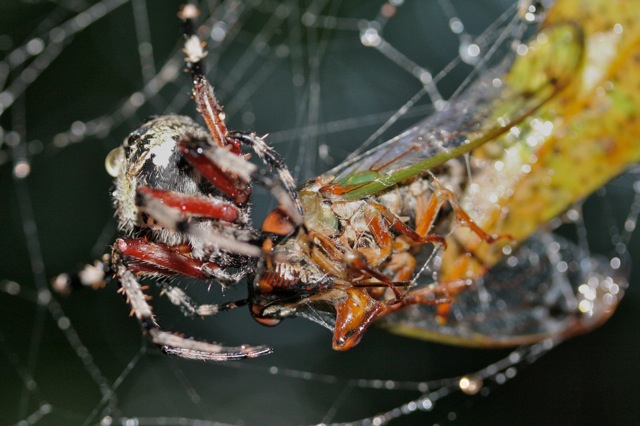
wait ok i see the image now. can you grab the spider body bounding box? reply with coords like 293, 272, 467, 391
102, 110, 278, 359
107, 115, 255, 267
68, 5, 307, 361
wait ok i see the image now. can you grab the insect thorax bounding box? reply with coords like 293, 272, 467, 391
258, 158, 467, 297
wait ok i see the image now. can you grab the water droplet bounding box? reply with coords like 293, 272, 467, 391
14, 161, 31, 179
449, 18, 464, 34
26, 38, 45, 56
361, 26, 381, 47
459, 375, 483, 395
211, 21, 228, 42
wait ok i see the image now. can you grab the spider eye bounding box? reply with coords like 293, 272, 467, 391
105, 146, 125, 177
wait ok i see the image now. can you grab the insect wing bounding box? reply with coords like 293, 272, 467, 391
380, 232, 626, 347
331, 24, 583, 201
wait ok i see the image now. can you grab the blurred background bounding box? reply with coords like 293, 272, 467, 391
1, 0, 639, 424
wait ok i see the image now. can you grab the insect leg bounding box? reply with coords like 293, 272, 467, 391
368, 201, 446, 246
428, 176, 510, 244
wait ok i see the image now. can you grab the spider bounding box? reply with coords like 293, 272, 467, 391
54, 5, 302, 361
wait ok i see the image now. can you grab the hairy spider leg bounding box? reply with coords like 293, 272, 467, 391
231, 131, 302, 216
115, 238, 222, 279
113, 259, 271, 361
178, 134, 253, 205
175, 131, 303, 231
134, 183, 261, 260
157, 279, 249, 317
179, 7, 303, 228
113, 238, 250, 319
137, 186, 241, 222
179, 4, 240, 154
50, 255, 112, 295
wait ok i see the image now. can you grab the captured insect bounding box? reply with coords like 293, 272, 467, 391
254, 0, 640, 350
53, 0, 639, 361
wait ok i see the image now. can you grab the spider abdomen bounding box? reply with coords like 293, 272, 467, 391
108, 115, 216, 235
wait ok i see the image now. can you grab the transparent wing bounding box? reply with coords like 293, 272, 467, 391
381, 232, 627, 346
330, 23, 583, 201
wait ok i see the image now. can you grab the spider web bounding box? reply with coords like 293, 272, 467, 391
1, 1, 639, 425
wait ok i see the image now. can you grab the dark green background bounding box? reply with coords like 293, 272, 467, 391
1, 1, 639, 425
